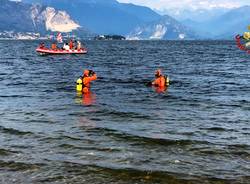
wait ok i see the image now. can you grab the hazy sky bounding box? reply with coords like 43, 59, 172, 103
117, 0, 250, 10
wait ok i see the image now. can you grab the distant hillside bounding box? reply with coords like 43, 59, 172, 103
0, 0, 92, 38
162, 8, 230, 22
23, 0, 161, 35
209, 6, 250, 38
0, 0, 35, 32
128, 15, 197, 40
182, 6, 250, 39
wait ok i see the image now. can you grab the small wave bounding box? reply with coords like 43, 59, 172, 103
85, 126, 209, 146
36, 161, 241, 184
0, 95, 32, 98
0, 126, 34, 136
6, 82, 29, 86
20, 57, 31, 61
0, 160, 44, 171
0, 148, 19, 156
202, 127, 235, 132
227, 144, 250, 150
58, 143, 120, 152
79, 108, 152, 120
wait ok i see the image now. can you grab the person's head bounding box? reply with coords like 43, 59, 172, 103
155, 69, 162, 78
66, 43, 68, 45
83, 69, 89, 77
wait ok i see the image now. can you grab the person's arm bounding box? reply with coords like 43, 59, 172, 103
89, 73, 97, 81
88, 70, 97, 81
152, 78, 160, 86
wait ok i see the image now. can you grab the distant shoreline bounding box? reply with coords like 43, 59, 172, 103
0, 38, 235, 41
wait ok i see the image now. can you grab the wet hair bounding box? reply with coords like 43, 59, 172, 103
155, 73, 161, 78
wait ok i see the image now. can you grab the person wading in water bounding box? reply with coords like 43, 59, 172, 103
150, 69, 169, 93
81, 69, 97, 93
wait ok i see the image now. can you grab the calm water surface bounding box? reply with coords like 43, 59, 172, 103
0, 40, 249, 183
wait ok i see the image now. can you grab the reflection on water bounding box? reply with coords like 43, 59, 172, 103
153, 86, 168, 93
75, 91, 96, 106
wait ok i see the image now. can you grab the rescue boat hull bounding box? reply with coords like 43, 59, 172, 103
36, 48, 87, 55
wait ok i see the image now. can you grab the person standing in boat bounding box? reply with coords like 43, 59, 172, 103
39, 42, 45, 49
51, 42, 57, 50
77, 41, 82, 50
63, 43, 70, 51
69, 39, 74, 50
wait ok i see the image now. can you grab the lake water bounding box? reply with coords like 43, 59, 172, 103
0, 40, 249, 183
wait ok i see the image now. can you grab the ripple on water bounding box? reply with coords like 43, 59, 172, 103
0, 40, 249, 183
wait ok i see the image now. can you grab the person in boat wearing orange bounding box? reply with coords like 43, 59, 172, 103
39, 42, 45, 49
69, 39, 74, 50
81, 69, 97, 93
51, 42, 57, 50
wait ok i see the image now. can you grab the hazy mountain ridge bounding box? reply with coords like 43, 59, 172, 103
159, 8, 230, 22
181, 6, 250, 39
128, 15, 197, 40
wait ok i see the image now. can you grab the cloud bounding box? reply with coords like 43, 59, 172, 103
117, 0, 250, 10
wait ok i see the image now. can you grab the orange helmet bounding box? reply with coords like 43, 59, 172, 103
83, 69, 89, 76
155, 69, 161, 77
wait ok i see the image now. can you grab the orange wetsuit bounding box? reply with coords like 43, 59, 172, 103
82, 92, 96, 106
152, 75, 166, 87
82, 73, 97, 93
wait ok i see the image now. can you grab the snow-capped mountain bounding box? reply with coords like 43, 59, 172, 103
127, 15, 197, 40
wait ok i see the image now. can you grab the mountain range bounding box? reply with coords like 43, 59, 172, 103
23, 0, 161, 35
159, 8, 230, 22
181, 6, 250, 39
0, 0, 248, 40
127, 15, 196, 40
